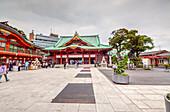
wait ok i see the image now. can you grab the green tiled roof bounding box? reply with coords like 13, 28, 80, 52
45, 33, 112, 50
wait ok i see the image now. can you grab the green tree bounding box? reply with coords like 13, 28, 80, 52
125, 30, 154, 59
112, 55, 118, 64
109, 28, 128, 62
10, 26, 28, 40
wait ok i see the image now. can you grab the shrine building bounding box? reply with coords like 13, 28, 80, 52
0, 21, 43, 65
45, 32, 112, 64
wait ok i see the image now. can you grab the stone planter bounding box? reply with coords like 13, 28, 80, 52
165, 95, 170, 112
112, 75, 129, 84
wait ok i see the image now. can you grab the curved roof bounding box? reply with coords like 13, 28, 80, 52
45, 32, 112, 50
0, 22, 42, 48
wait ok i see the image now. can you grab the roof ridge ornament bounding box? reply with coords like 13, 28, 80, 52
74, 31, 78, 36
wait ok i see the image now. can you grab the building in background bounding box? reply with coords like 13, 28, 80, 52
30, 32, 59, 47
44, 32, 112, 64
139, 50, 170, 67
0, 21, 44, 65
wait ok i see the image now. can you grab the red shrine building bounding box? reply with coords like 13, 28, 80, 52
0, 21, 43, 65
45, 32, 112, 64
139, 50, 170, 67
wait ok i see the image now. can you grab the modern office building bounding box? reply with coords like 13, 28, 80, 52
30, 32, 59, 47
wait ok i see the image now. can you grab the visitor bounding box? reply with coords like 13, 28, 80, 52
43, 62, 45, 68
64, 62, 66, 69
45, 62, 48, 69
66, 62, 69, 69
13, 61, 16, 66
18, 62, 21, 71
75, 61, 78, 69
113, 62, 117, 73
9, 62, 12, 71
25, 61, 29, 70
0, 62, 10, 83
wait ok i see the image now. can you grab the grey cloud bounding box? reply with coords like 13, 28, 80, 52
0, 0, 170, 50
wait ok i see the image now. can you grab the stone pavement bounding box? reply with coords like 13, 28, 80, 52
0, 67, 169, 112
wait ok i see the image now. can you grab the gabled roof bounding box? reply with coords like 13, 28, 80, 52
45, 32, 112, 50
140, 50, 167, 56
0, 22, 42, 49
156, 52, 170, 57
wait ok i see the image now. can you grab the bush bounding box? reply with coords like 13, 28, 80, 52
167, 93, 170, 100
150, 64, 155, 67
163, 64, 170, 69
130, 61, 133, 64
119, 73, 128, 76
112, 55, 118, 64
144, 68, 151, 70
138, 63, 142, 67
115, 60, 127, 74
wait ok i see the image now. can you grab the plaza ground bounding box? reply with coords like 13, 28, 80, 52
0, 67, 170, 112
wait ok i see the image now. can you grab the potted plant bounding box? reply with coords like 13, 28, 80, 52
165, 93, 170, 112
113, 61, 129, 84
144, 68, 151, 70
163, 64, 170, 72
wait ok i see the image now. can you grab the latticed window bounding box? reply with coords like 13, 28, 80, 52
0, 42, 6, 50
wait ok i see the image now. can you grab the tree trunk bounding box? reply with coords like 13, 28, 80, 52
116, 50, 121, 64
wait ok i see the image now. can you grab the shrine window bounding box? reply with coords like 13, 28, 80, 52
0, 42, 6, 50
18, 46, 24, 53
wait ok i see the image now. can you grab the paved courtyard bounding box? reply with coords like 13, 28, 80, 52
99, 68, 170, 85
0, 67, 169, 112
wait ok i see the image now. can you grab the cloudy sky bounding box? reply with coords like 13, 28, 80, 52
1, 0, 170, 51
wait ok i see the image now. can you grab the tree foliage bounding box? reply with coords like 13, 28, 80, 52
125, 30, 154, 59
109, 28, 128, 62
10, 26, 28, 40
109, 28, 154, 62
112, 55, 118, 64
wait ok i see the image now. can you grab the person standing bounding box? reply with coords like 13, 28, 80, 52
64, 62, 66, 69
18, 62, 21, 71
66, 62, 69, 69
25, 61, 29, 70
113, 62, 117, 73
0, 62, 10, 83
9, 62, 12, 71
45, 62, 48, 69
75, 61, 77, 69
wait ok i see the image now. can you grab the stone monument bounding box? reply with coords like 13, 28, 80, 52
101, 56, 107, 68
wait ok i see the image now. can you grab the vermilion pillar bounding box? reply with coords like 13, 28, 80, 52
95, 53, 97, 62
89, 54, 91, 64
60, 54, 62, 64
54, 53, 56, 62
67, 53, 69, 63
82, 51, 84, 64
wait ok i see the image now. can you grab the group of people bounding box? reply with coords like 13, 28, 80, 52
64, 60, 80, 69
69, 60, 82, 65
9, 61, 29, 71
0, 62, 10, 83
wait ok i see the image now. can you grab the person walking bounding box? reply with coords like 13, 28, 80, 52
113, 62, 117, 73
0, 62, 10, 83
25, 61, 29, 70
